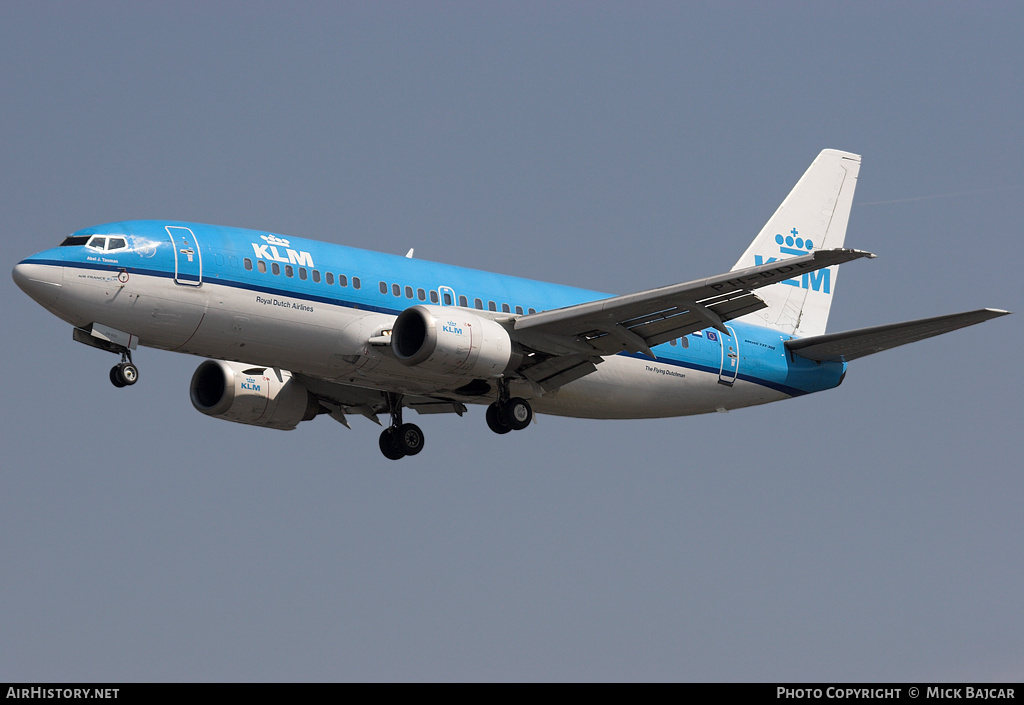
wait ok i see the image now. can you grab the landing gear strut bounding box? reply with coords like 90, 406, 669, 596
378, 392, 424, 460
109, 350, 139, 388
486, 378, 533, 434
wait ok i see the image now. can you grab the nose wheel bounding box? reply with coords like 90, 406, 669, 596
109, 361, 139, 387
109, 350, 139, 388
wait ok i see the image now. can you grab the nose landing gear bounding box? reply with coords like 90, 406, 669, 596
71, 325, 141, 389
109, 350, 139, 388
109, 358, 139, 388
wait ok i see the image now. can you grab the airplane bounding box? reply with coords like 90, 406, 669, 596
12, 149, 1010, 460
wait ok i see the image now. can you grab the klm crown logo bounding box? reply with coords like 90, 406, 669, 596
754, 227, 830, 294
776, 228, 813, 256
252, 234, 314, 268
261, 234, 291, 247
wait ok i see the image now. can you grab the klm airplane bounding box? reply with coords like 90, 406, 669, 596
12, 150, 1009, 459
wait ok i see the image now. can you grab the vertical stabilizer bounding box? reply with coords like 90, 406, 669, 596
731, 149, 860, 337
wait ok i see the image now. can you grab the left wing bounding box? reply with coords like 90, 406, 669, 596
511, 248, 873, 389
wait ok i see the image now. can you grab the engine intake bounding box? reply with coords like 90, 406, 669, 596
391, 305, 518, 378
189, 360, 320, 430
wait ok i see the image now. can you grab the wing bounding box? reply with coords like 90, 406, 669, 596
294, 374, 468, 428
784, 308, 1010, 362
512, 248, 874, 390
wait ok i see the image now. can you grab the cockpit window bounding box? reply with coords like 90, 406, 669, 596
75, 235, 128, 251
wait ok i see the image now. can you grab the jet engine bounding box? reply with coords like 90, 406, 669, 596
391, 305, 519, 378
189, 360, 320, 430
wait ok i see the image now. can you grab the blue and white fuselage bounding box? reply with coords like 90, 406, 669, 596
13, 150, 1008, 458
15, 220, 844, 416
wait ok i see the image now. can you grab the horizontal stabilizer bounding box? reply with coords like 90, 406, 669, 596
785, 309, 1010, 362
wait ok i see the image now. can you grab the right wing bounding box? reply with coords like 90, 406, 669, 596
512, 248, 874, 390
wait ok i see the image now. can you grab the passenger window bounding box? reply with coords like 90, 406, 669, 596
299, 268, 307, 281
528, 308, 536, 314
501, 303, 510, 313
379, 281, 387, 294
285, 265, 294, 278
257, 260, 267, 273
338, 274, 347, 287
325, 272, 334, 285
515, 305, 523, 315
405, 286, 413, 299
353, 277, 361, 289
392, 283, 401, 297
271, 263, 280, 275
459, 295, 468, 307
244, 258, 253, 271
107, 237, 127, 250
312, 270, 320, 283
680, 337, 689, 348
488, 301, 496, 312
670, 339, 677, 346
430, 290, 439, 304
474, 298, 483, 310
417, 288, 425, 301
443, 292, 453, 306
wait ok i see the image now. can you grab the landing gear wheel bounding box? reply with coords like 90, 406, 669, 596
397, 423, 424, 456
109, 362, 138, 388
486, 402, 512, 435
379, 428, 405, 460
378, 392, 426, 460
502, 397, 532, 431
118, 362, 139, 386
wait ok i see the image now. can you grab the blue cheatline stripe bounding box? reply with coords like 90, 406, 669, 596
19, 257, 65, 267
32, 258, 402, 316
619, 352, 806, 398
44, 258, 808, 398
209, 273, 401, 316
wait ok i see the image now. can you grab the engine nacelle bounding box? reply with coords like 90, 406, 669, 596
391, 305, 518, 378
189, 360, 320, 430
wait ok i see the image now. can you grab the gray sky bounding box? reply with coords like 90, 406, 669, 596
2, 1, 1021, 682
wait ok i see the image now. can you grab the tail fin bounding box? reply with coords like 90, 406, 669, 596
731, 149, 861, 337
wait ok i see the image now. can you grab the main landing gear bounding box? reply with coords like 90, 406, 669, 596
485, 380, 533, 435
378, 393, 424, 461
109, 351, 139, 388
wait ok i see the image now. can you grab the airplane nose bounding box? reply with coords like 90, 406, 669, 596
12, 260, 64, 308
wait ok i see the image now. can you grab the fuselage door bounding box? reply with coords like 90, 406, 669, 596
438, 286, 456, 306
167, 225, 202, 286
717, 325, 740, 386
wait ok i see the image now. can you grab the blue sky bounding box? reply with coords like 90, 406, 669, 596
2, 2, 1021, 681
